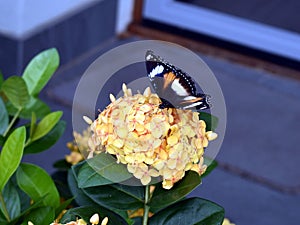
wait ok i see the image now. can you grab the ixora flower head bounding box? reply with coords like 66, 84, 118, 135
28, 213, 108, 225
87, 84, 217, 189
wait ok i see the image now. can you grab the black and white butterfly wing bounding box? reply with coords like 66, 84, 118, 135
145, 50, 211, 110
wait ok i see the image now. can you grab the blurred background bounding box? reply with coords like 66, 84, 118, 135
1, 0, 299, 224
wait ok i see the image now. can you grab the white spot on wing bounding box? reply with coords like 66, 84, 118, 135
183, 96, 196, 100
182, 102, 202, 109
149, 65, 164, 78
171, 79, 189, 96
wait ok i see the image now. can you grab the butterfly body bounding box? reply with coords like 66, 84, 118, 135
145, 50, 211, 110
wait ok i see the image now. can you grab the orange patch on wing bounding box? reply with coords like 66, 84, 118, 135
163, 72, 176, 90
182, 97, 203, 103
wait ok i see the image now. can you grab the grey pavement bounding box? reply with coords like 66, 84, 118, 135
25, 37, 300, 224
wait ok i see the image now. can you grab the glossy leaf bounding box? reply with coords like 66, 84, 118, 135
202, 157, 218, 178
52, 171, 72, 200
149, 171, 201, 212
199, 112, 219, 131
1, 180, 21, 220
149, 197, 224, 225
77, 161, 113, 188
55, 198, 74, 219
68, 168, 98, 207
0, 135, 4, 147
83, 183, 144, 211
21, 97, 50, 119
22, 206, 55, 225
8, 197, 45, 225
17, 187, 31, 212
131, 217, 142, 225
0, 210, 6, 224
0, 126, 25, 191
70, 164, 136, 222
70, 164, 142, 220
87, 153, 133, 183
24, 120, 66, 154
31, 111, 62, 141
6, 97, 50, 119
0, 97, 8, 135
1, 76, 29, 109
60, 206, 128, 225
16, 163, 60, 208
23, 48, 59, 97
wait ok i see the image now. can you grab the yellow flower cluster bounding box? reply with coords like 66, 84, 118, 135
89, 84, 217, 189
28, 213, 107, 225
65, 128, 92, 165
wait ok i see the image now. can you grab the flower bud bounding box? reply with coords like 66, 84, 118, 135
90, 213, 99, 225
109, 93, 116, 102
83, 116, 93, 125
206, 131, 218, 141
101, 217, 108, 225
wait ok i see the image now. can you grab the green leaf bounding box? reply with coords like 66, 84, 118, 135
0, 135, 4, 147
31, 111, 62, 141
202, 157, 218, 178
1, 76, 29, 109
55, 198, 74, 219
22, 206, 55, 225
6, 97, 50, 119
17, 187, 31, 212
22, 48, 59, 97
71, 167, 139, 220
68, 168, 98, 207
149, 171, 201, 212
60, 206, 128, 225
24, 120, 66, 154
8, 196, 45, 225
0, 210, 6, 224
1, 180, 21, 220
87, 153, 133, 183
16, 163, 60, 208
77, 161, 113, 188
83, 183, 144, 211
149, 197, 224, 225
199, 112, 219, 131
52, 171, 73, 200
21, 97, 50, 119
0, 97, 8, 135
0, 126, 25, 191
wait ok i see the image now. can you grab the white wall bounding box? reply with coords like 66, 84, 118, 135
0, 0, 134, 38
0, 0, 101, 39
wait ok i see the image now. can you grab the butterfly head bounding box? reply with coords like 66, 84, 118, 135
145, 50, 155, 61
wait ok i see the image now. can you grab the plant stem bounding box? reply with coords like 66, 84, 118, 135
3, 108, 22, 137
0, 192, 10, 222
25, 138, 31, 147
142, 185, 151, 225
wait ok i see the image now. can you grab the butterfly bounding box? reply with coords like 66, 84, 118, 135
145, 50, 211, 110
